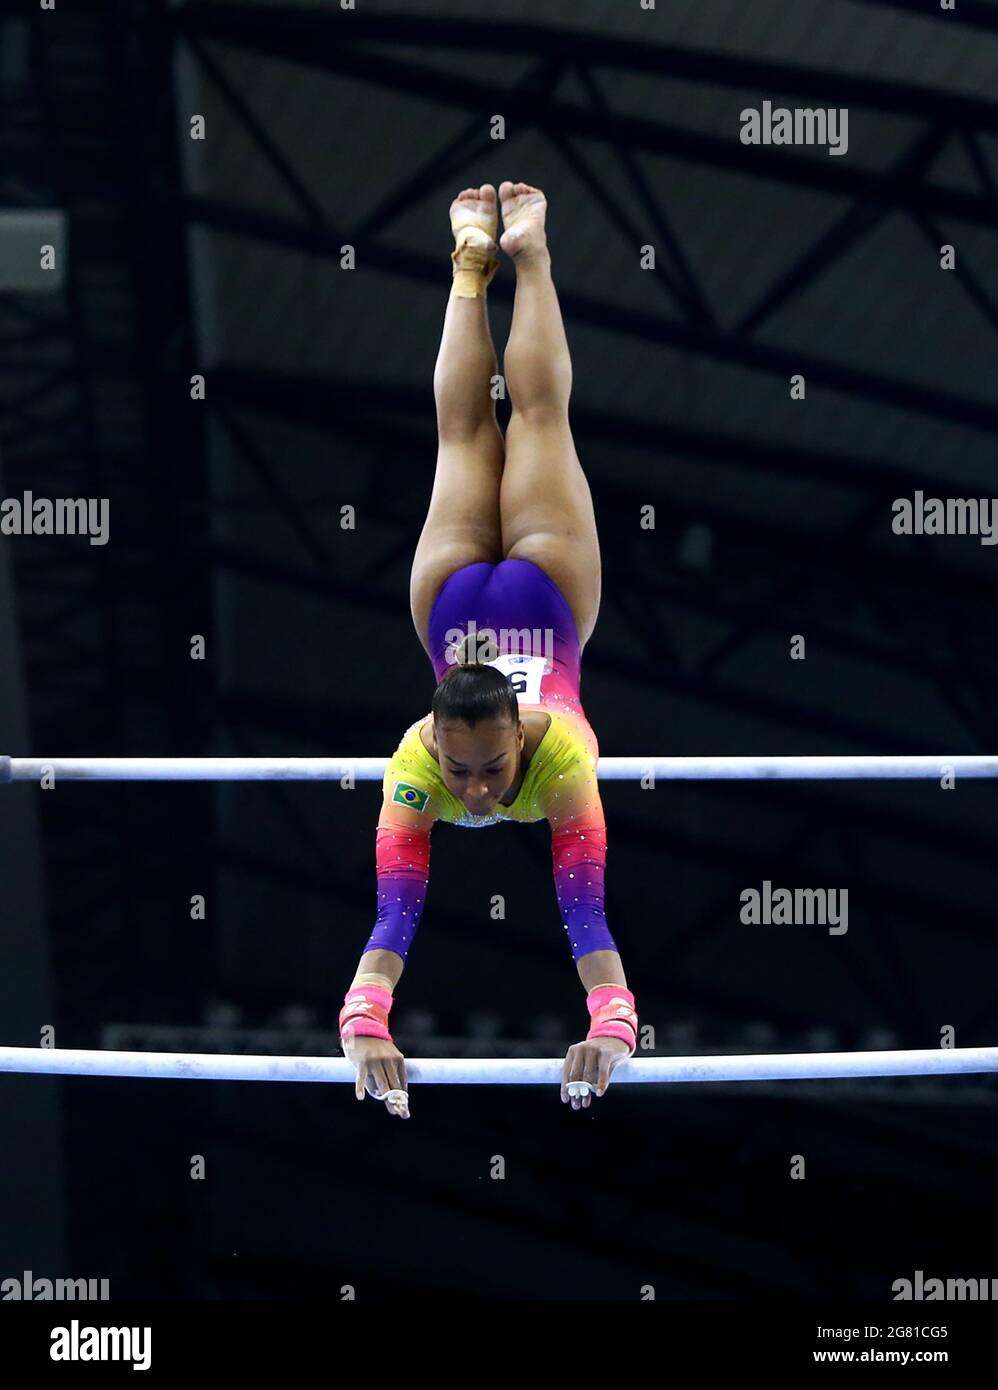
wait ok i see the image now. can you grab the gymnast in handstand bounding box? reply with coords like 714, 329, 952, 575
339, 182, 638, 1118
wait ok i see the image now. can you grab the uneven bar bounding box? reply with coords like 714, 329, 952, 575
0, 1046, 996, 1084
2, 754, 998, 782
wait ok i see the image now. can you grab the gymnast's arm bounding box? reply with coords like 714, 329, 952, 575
548, 785, 627, 986
339, 794, 435, 1118
547, 773, 636, 1105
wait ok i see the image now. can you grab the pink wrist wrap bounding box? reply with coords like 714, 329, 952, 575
586, 985, 638, 1054
339, 984, 394, 1044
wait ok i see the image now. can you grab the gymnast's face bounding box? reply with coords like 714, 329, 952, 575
433, 717, 524, 814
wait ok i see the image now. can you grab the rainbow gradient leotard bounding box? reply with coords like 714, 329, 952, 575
363, 559, 617, 964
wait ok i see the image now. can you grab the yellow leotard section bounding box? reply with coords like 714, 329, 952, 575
382, 707, 597, 829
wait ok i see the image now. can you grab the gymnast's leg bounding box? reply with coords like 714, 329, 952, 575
497, 180, 602, 651
409, 184, 506, 661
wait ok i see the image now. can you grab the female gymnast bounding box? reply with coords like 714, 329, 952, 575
339, 181, 638, 1118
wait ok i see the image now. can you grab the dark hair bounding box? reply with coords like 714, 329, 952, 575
432, 632, 520, 729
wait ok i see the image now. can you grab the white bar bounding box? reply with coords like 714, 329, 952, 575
0, 1047, 995, 1084
595, 755, 998, 781
3, 755, 997, 782
0, 757, 389, 782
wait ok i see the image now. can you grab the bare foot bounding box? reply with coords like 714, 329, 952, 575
498, 180, 548, 259
449, 183, 498, 251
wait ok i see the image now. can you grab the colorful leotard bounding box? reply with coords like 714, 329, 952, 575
364, 559, 617, 963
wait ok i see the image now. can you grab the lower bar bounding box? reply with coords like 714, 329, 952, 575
0, 1046, 995, 1084
2, 754, 998, 781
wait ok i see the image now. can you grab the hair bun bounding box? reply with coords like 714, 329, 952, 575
453, 631, 499, 667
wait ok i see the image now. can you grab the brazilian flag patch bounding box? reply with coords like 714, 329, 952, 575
392, 781, 429, 813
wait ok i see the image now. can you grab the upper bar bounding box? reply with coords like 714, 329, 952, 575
0, 1045, 996, 1083
2, 755, 998, 782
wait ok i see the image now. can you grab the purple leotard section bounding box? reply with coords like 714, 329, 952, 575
427, 558, 582, 711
